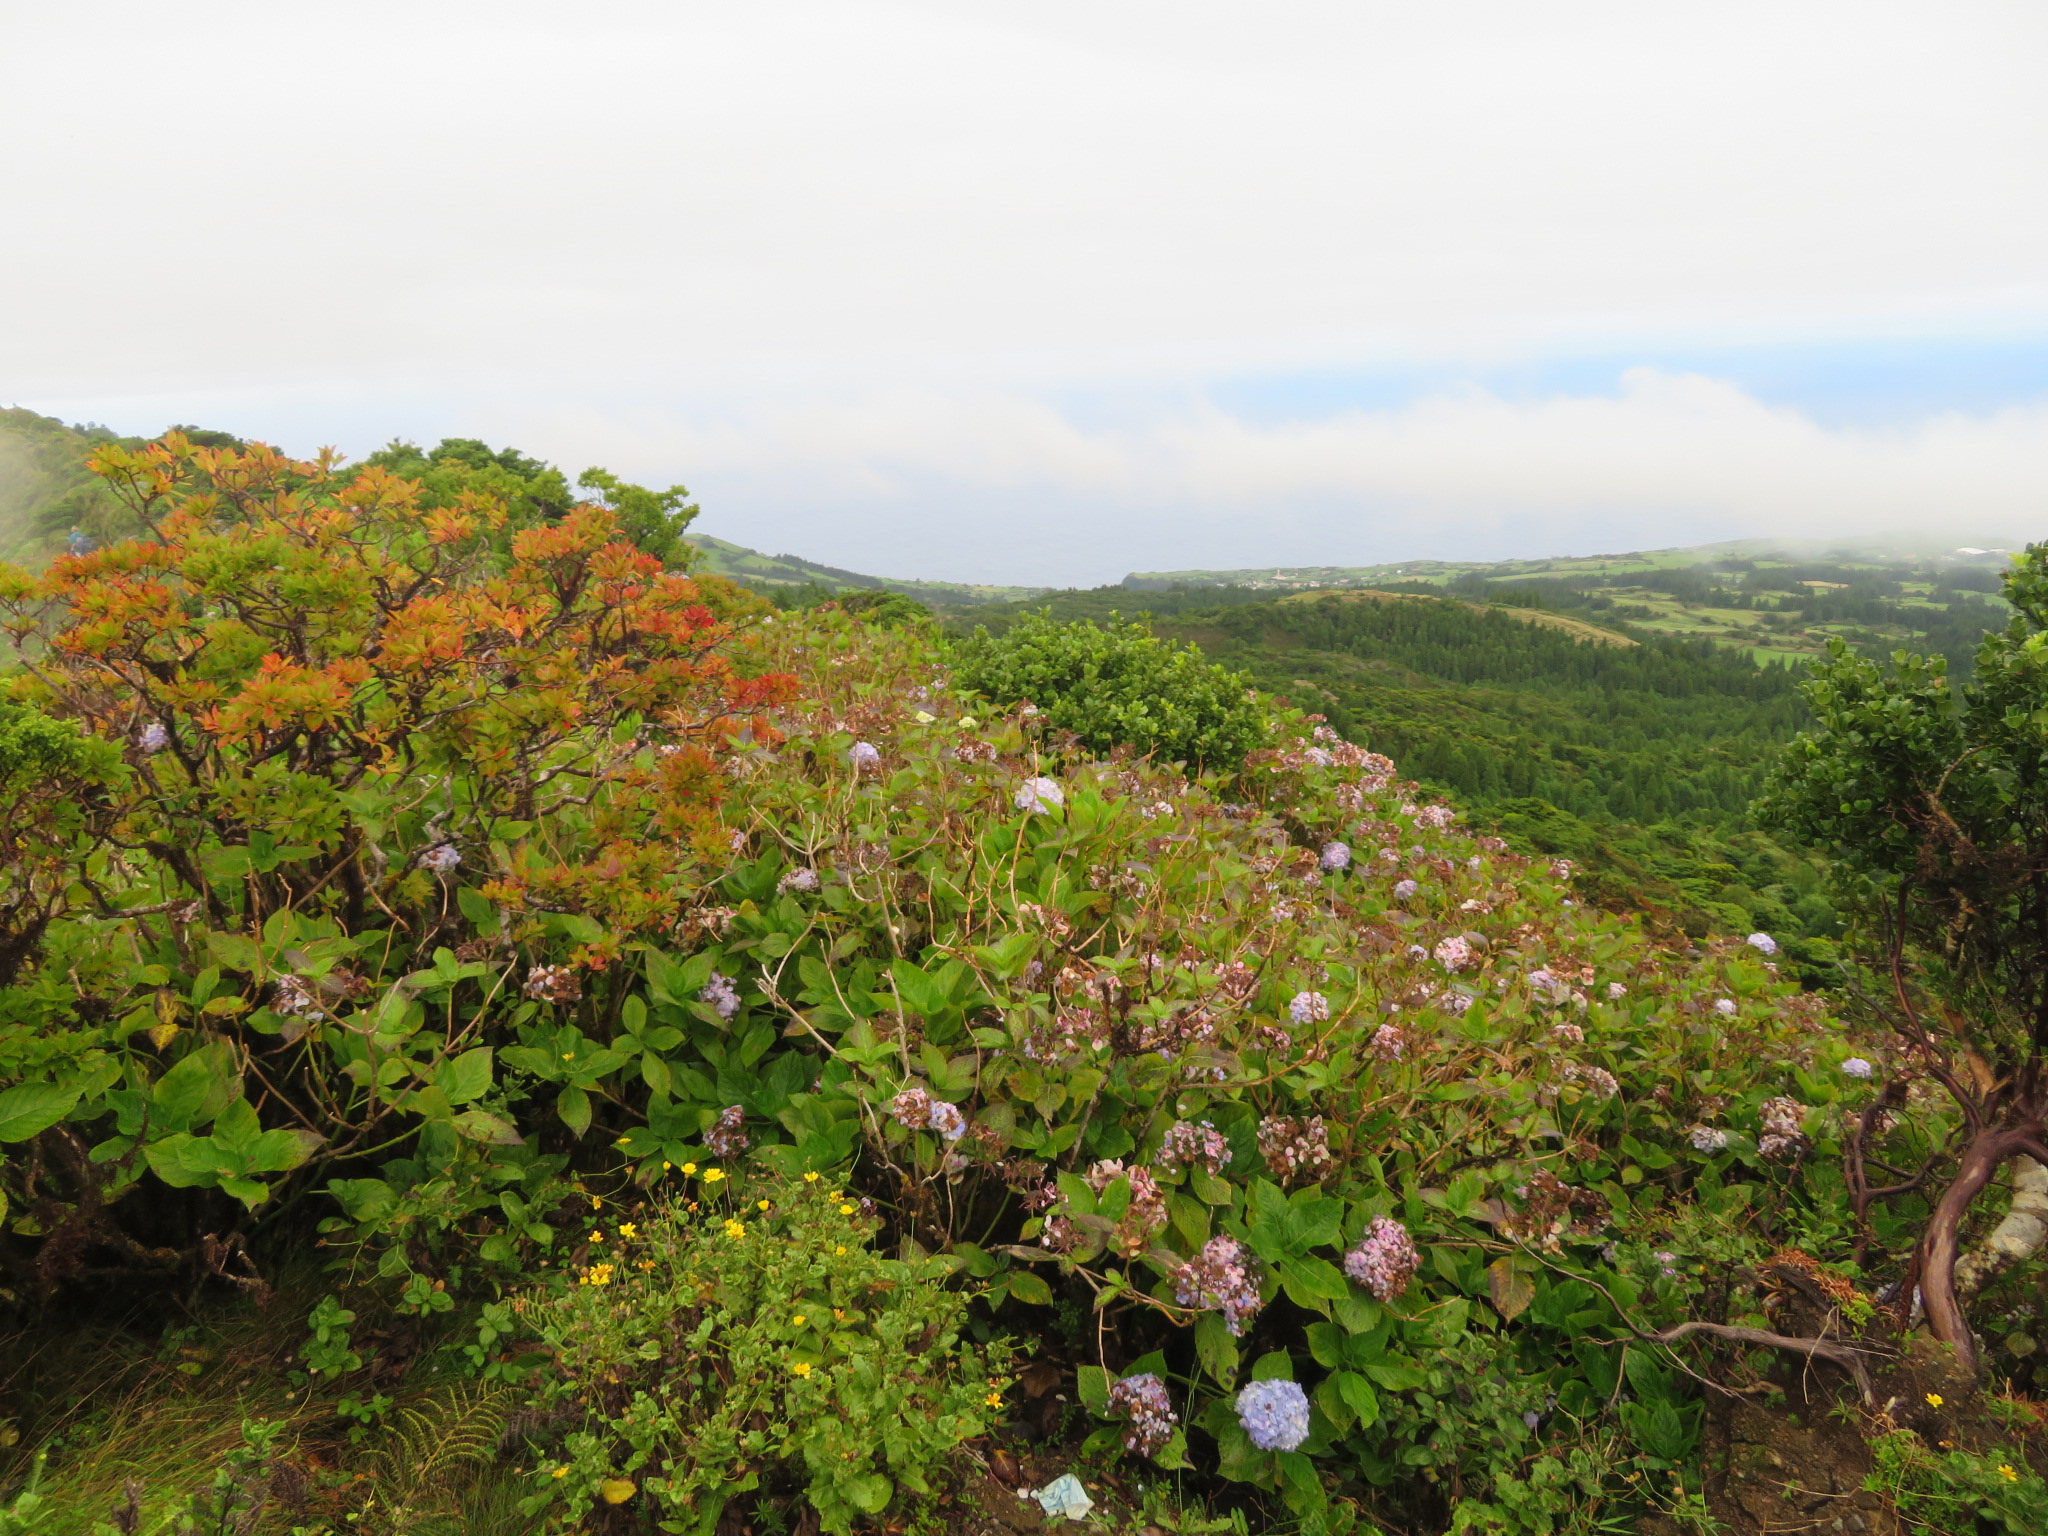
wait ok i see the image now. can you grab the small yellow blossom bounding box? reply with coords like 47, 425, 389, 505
791, 1361, 813, 1377
1925, 1392, 1944, 1408
703, 1168, 725, 1183
1999, 1464, 2019, 1482
579, 1263, 616, 1287
662, 1160, 673, 1170
724, 1219, 747, 1239
804, 1171, 821, 1183
680, 1161, 696, 1175
793, 1315, 807, 1326
590, 1231, 604, 1243
619, 1222, 637, 1239
552, 1466, 570, 1479
758, 1199, 771, 1211
590, 1194, 602, 1208
562, 1053, 574, 1061
833, 1308, 846, 1320
985, 1393, 1003, 1407
835, 1246, 847, 1256
840, 1203, 856, 1216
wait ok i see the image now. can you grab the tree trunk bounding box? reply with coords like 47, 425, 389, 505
1918, 1127, 2033, 1374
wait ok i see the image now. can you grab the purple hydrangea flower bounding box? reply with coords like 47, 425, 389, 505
1108, 1373, 1178, 1456
1606, 982, 1627, 1001
138, 722, 170, 753
1746, 932, 1778, 956
1319, 842, 1351, 872
700, 972, 741, 1018
1393, 879, 1419, 900
1343, 1215, 1420, 1300
1713, 998, 1737, 1016
1015, 776, 1065, 813
1154, 1119, 1232, 1174
1840, 1057, 1874, 1080
417, 843, 461, 874
1173, 1235, 1263, 1335
927, 1100, 967, 1141
1289, 991, 1330, 1026
778, 866, 820, 893
1689, 1125, 1729, 1152
849, 740, 881, 769
1235, 1378, 1310, 1451
1433, 936, 1471, 969
704, 1105, 749, 1158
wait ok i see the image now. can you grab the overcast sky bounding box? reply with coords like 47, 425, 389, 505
6, 0, 2046, 583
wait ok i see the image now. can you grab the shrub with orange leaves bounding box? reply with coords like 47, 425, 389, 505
0, 433, 793, 1296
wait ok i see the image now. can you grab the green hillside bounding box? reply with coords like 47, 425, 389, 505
0, 408, 139, 564
686, 532, 1047, 606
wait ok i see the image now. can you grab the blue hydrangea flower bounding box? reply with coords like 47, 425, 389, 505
1235, 1378, 1310, 1451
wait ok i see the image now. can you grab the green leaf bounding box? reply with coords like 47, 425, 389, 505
843, 1473, 893, 1515
1076, 1364, 1111, 1415
1334, 1370, 1380, 1428
1487, 1256, 1537, 1321
1195, 1308, 1239, 1385
453, 1110, 523, 1146
1250, 1350, 1293, 1381
557, 1085, 591, 1135
204, 931, 265, 976
1005, 1271, 1053, 1306
0, 1084, 78, 1143
152, 1042, 239, 1132
436, 1048, 494, 1105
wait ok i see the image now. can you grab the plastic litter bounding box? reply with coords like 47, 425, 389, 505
1025, 1473, 1093, 1522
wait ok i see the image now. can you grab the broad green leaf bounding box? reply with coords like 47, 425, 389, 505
436, 1048, 493, 1105
152, 1042, 239, 1132
0, 1084, 78, 1143
557, 1085, 592, 1135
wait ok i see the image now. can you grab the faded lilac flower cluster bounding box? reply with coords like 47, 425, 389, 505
1368, 1022, 1408, 1061
524, 964, 583, 1004
1688, 1125, 1730, 1152
848, 740, 881, 769
1288, 991, 1330, 1026
1712, 998, 1738, 1017
1758, 1096, 1805, 1160
1746, 932, 1778, 956
1840, 1057, 1874, 1080
1235, 1378, 1311, 1451
1562, 1061, 1618, 1098
1433, 936, 1471, 969
137, 722, 170, 753
700, 973, 741, 1019
1414, 804, 1455, 830
1344, 1215, 1420, 1300
891, 1086, 968, 1141
1392, 878, 1419, 900
271, 972, 326, 1020
1550, 1022, 1585, 1046
1319, 841, 1351, 872
1155, 1119, 1232, 1174
1257, 1115, 1333, 1185
1109, 1373, 1178, 1456
1173, 1235, 1263, 1335
417, 844, 461, 874
704, 1105, 750, 1159
1015, 776, 1065, 813
777, 866, 820, 893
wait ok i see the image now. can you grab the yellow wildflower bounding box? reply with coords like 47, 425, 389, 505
840, 1203, 856, 1216
552, 1466, 570, 1479
985, 1393, 1003, 1407
680, 1162, 696, 1175
1999, 1464, 2019, 1482
804, 1171, 821, 1183
835, 1246, 847, 1256
833, 1308, 846, 1320
662, 1161, 673, 1171
619, 1223, 637, 1239
590, 1231, 604, 1243
724, 1219, 747, 1239
1925, 1392, 1944, 1408
791, 1361, 813, 1377
758, 1199, 771, 1211
793, 1315, 807, 1327
562, 1053, 574, 1061
703, 1168, 725, 1184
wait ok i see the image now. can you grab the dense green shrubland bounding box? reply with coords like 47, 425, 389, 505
1, 438, 2045, 1532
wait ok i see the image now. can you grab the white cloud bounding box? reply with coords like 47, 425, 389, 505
501, 369, 2040, 582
